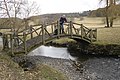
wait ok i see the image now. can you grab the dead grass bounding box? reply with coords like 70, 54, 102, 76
94, 27, 120, 45
0, 54, 68, 80
73, 17, 120, 45
52, 38, 76, 44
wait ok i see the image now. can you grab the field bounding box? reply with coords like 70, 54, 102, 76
52, 17, 120, 45
73, 17, 120, 45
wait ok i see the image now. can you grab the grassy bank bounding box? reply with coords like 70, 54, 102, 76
95, 27, 120, 45
47, 27, 120, 46
0, 54, 68, 80
51, 27, 120, 55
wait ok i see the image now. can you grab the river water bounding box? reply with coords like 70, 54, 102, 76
28, 45, 76, 60
0, 37, 3, 51
0, 37, 3, 46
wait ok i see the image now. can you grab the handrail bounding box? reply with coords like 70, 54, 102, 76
3, 21, 97, 54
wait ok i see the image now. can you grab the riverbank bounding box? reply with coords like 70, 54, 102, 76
50, 27, 120, 56
13, 55, 120, 80
67, 42, 120, 56
1, 51, 120, 80
0, 54, 68, 80
1, 39, 120, 80
0, 23, 120, 80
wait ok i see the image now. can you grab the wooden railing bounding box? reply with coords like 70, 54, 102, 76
2, 21, 97, 54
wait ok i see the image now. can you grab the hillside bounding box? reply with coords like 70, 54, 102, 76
0, 18, 23, 29
1, 4, 120, 32
89, 4, 120, 17
28, 13, 81, 25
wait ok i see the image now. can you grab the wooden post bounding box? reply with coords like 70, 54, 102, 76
57, 21, 60, 38
68, 23, 70, 35
30, 26, 33, 39
94, 29, 97, 41
2, 34, 5, 50
23, 32, 27, 54
24, 18, 28, 30
16, 33, 19, 46
90, 29, 93, 42
51, 25, 54, 33
13, 32, 19, 47
2, 34, 9, 50
42, 24, 45, 44
81, 24, 83, 39
70, 21, 73, 37
45, 25, 47, 35
10, 33, 14, 55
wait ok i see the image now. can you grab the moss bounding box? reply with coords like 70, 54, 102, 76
35, 64, 68, 80
0, 54, 20, 68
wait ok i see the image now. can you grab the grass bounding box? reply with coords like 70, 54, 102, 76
36, 64, 68, 80
51, 27, 120, 45
52, 38, 76, 44
1, 17, 120, 45
0, 54, 68, 80
0, 17, 120, 80
94, 27, 120, 45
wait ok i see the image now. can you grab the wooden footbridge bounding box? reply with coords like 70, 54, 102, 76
2, 21, 97, 54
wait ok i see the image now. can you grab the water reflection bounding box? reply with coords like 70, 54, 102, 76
28, 45, 76, 60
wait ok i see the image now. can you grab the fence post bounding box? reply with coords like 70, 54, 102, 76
70, 21, 73, 37
90, 29, 93, 42
30, 26, 33, 39
81, 24, 84, 39
23, 32, 27, 54
10, 33, 14, 55
51, 24, 54, 33
68, 23, 71, 35
95, 29, 97, 41
2, 34, 9, 50
57, 21, 60, 38
42, 24, 45, 44
13, 32, 19, 47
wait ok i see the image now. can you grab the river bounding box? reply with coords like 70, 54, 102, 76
0, 37, 3, 51
26, 45, 120, 80
0, 37, 3, 46
0, 36, 119, 80
28, 45, 76, 60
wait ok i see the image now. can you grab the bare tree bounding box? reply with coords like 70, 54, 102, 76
0, 0, 40, 32
99, 0, 120, 27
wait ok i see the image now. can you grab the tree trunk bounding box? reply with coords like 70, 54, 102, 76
110, 0, 113, 5
110, 17, 113, 27
105, 15, 110, 27
106, 0, 109, 6
105, 6, 110, 27
113, 0, 116, 5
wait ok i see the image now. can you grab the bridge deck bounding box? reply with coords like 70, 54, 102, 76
14, 34, 92, 53
14, 35, 42, 53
